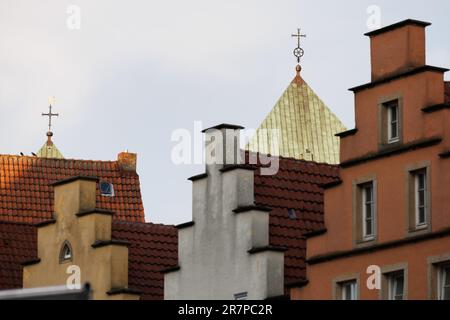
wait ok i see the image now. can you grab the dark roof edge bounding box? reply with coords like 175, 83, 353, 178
176, 221, 195, 229
335, 128, 358, 138
349, 66, 448, 92
187, 173, 208, 181
340, 137, 442, 168
421, 103, 450, 114
220, 164, 256, 173
285, 279, 309, 288
34, 219, 56, 228
50, 176, 99, 187
91, 239, 130, 249
201, 123, 245, 133
161, 265, 181, 274
364, 19, 431, 37
439, 151, 450, 158
76, 208, 115, 218
107, 287, 142, 296
233, 205, 272, 214
304, 228, 327, 238
248, 246, 287, 254
308, 227, 450, 265
21, 258, 41, 266
321, 180, 343, 190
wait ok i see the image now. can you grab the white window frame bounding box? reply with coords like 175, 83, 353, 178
438, 263, 450, 300
414, 171, 427, 228
388, 272, 405, 300
362, 183, 375, 240
341, 281, 357, 300
387, 102, 399, 143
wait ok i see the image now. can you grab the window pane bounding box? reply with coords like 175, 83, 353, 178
365, 219, 372, 236
443, 287, 450, 300
444, 267, 450, 286
342, 281, 357, 300
418, 190, 425, 206
365, 203, 372, 218
344, 285, 352, 300
365, 187, 372, 202
418, 174, 425, 189
394, 275, 404, 300
390, 106, 398, 121
418, 208, 425, 224
391, 122, 398, 138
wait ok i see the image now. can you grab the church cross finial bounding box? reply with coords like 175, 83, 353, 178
42, 96, 59, 133
291, 28, 306, 63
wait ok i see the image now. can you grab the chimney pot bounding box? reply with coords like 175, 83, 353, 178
118, 152, 137, 172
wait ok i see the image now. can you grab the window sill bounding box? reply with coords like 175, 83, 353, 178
407, 225, 431, 237
355, 237, 377, 248
388, 138, 400, 144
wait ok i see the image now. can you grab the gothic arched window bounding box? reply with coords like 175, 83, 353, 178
59, 241, 73, 263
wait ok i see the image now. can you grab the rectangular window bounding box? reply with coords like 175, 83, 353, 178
439, 264, 450, 300
414, 170, 427, 228
362, 183, 375, 239
340, 281, 357, 300
388, 272, 405, 300
385, 100, 399, 143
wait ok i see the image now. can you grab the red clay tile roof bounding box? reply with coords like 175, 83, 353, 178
0, 221, 37, 290
445, 81, 450, 103
112, 221, 178, 300
0, 155, 145, 223
249, 154, 340, 292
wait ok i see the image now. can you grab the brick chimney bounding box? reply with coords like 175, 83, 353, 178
118, 152, 137, 172
365, 19, 431, 81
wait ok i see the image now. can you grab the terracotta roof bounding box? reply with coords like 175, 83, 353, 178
0, 221, 37, 290
111, 221, 178, 300
0, 155, 145, 223
445, 81, 450, 103
247, 153, 340, 292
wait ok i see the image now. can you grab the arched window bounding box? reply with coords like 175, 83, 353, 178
59, 241, 73, 263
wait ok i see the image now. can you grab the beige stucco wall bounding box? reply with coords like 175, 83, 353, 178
23, 178, 139, 300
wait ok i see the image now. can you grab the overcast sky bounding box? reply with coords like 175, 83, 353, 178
1, 0, 449, 225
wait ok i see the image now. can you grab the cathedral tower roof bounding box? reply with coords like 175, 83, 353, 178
247, 64, 346, 164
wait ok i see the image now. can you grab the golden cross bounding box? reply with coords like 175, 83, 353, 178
42, 97, 59, 132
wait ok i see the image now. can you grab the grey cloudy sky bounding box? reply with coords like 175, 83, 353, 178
1, 0, 449, 225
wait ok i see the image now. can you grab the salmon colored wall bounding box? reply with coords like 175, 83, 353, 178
370, 25, 426, 81
341, 71, 445, 163
308, 144, 450, 257
293, 21, 450, 300
292, 236, 450, 300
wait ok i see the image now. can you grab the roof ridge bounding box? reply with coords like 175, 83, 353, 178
245, 151, 340, 168
112, 220, 175, 228
0, 154, 118, 164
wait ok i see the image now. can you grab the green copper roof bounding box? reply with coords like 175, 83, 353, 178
36, 133, 64, 159
247, 65, 346, 164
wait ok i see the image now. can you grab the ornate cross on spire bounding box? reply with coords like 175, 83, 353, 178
42, 96, 59, 133
291, 28, 306, 63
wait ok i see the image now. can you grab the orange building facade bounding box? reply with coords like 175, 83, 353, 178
291, 20, 450, 300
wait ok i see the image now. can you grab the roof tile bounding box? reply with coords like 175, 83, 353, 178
248, 152, 340, 293
0, 155, 145, 223
112, 221, 178, 300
